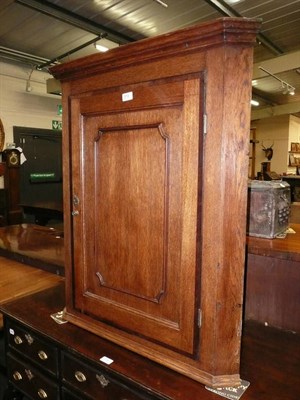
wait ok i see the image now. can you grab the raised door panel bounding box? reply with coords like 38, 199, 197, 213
70, 76, 202, 356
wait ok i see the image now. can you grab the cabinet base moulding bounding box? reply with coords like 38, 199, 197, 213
65, 311, 242, 388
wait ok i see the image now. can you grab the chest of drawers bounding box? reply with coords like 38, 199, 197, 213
6, 318, 58, 399
4, 316, 159, 400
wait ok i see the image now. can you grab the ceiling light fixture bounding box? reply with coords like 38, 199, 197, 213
95, 44, 109, 53
224, 0, 244, 4
94, 38, 119, 53
288, 86, 295, 95
281, 82, 295, 95
37, 35, 104, 70
153, 0, 168, 7
259, 66, 296, 96
251, 99, 260, 106
25, 67, 34, 92
26, 80, 32, 92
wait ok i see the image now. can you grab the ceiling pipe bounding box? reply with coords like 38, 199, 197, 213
258, 66, 295, 95
0, 46, 50, 66
37, 34, 105, 70
16, 0, 137, 45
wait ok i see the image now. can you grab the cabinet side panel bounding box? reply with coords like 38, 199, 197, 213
200, 45, 255, 375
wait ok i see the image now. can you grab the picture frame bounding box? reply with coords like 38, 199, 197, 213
289, 153, 295, 165
291, 142, 298, 152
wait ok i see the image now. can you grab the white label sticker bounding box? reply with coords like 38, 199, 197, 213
9, 328, 15, 335
100, 356, 114, 365
122, 91, 133, 102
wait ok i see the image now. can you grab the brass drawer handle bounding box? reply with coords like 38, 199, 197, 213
38, 350, 48, 360
14, 335, 23, 345
75, 370, 87, 382
12, 371, 23, 381
37, 388, 48, 398
25, 369, 34, 380
25, 333, 34, 345
96, 373, 110, 388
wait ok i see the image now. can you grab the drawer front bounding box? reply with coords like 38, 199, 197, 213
7, 321, 58, 376
62, 352, 149, 400
62, 387, 88, 400
7, 353, 59, 400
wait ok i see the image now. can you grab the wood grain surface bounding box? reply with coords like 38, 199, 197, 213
0, 256, 63, 328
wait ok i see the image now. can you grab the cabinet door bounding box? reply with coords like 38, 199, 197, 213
70, 76, 202, 356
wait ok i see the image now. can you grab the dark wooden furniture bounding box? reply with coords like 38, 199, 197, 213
0, 227, 64, 398
0, 189, 7, 227
13, 126, 63, 226
0, 163, 8, 226
0, 256, 63, 329
0, 284, 299, 400
51, 17, 260, 388
282, 175, 300, 202
0, 224, 64, 275
1, 150, 23, 225
245, 222, 300, 333
20, 202, 63, 226
0, 159, 23, 226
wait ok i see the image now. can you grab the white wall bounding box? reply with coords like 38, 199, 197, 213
0, 60, 61, 145
0, 60, 61, 188
289, 115, 300, 145
251, 114, 300, 176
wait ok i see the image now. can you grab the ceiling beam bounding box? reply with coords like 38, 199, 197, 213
15, 0, 136, 45
203, 0, 283, 56
253, 50, 300, 79
203, 0, 240, 17
251, 101, 300, 120
37, 35, 103, 70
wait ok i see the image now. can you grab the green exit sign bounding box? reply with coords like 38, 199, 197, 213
52, 120, 62, 130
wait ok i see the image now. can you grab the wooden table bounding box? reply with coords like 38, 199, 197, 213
245, 223, 300, 332
0, 224, 64, 275
20, 201, 63, 225
0, 256, 63, 328
247, 223, 300, 262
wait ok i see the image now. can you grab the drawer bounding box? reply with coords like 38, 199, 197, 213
7, 353, 59, 400
7, 321, 58, 376
62, 387, 88, 400
62, 352, 150, 400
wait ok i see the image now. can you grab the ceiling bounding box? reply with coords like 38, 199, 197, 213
0, 0, 300, 119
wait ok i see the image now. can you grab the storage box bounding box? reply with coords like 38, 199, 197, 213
247, 180, 290, 238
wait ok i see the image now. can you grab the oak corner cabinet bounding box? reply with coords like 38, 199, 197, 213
50, 17, 261, 388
